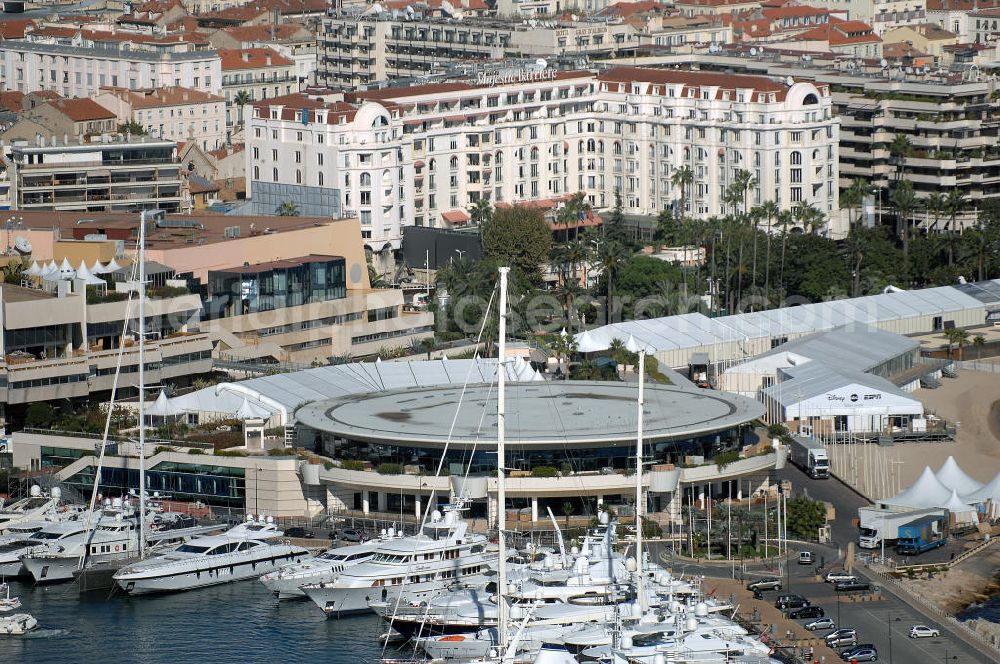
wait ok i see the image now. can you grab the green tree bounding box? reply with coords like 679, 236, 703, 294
233, 90, 252, 126
785, 495, 827, 539
561, 500, 576, 524
25, 402, 57, 429
973, 334, 986, 360
758, 200, 779, 300
924, 192, 945, 232
549, 333, 578, 378
2, 258, 25, 285
118, 120, 147, 135
889, 134, 912, 183
480, 204, 552, 281
469, 197, 493, 227
670, 166, 694, 219
596, 239, 631, 324
276, 200, 300, 216
890, 179, 918, 267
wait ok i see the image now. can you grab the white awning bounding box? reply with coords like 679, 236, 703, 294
147, 390, 183, 417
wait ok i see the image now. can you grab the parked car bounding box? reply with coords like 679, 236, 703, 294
775, 596, 810, 610
825, 629, 858, 648
834, 580, 872, 593
825, 570, 857, 584
805, 617, 835, 631
284, 526, 315, 539
747, 577, 782, 592
332, 528, 369, 543
840, 645, 877, 662
798, 551, 814, 565
908, 625, 940, 639
788, 606, 825, 620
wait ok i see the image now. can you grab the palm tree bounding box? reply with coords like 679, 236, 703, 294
759, 200, 779, 301
734, 169, 755, 216
943, 189, 966, 266
233, 90, 252, 127
275, 200, 299, 216
671, 166, 694, 219
973, 334, 986, 360
469, 198, 492, 227
776, 209, 794, 289
559, 191, 591, 240
598, 241, 630, 324
889, 134, 913, 183
890, 179, 917, 264
924, 192, 945, 232
954, 328, 970, 360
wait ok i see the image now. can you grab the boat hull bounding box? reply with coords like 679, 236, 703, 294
305, 572, 492, 617
21, 555, 78, 584
115, 548, 308, 595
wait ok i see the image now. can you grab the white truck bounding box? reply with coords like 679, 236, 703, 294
857, 506, 946, 549
789, 436, 829, 479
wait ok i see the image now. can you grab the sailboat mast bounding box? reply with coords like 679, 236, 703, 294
496, 266, 509, 653
636, 348, 646, 611
137, 210, 147, 559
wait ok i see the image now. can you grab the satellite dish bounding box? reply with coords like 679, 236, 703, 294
749, 47, 758, 56
535, 57, 547, 70
13, 236, 32, 255
785, 75, 794, 86
880, 58, 888, 68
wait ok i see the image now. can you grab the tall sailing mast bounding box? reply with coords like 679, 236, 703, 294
496, 266, 510, 654
137, 210, 148, 559
636, 348, 647, 612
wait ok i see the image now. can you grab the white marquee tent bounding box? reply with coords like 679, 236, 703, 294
883, 466, 955, 510
935, 456, 984, 494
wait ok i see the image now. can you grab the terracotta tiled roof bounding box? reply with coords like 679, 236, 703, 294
201, 0, 328, 20
598, 67, 791, 101
207, 144, 245, 160
218, 47, 294, 70
0, 91, 25, 112
46, 98, 117, 121
253, 94, 359, 124
218, 23, 311, 42
792, 18, 881, 46
441, 210, 470, 224
926, 0, 1000, 10
0, 18, 35, 39
101, 86, 224, 108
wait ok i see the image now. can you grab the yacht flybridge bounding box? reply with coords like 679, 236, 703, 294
113, 516, 309, 595
260, 540, 379, 599
301, 505, 495, 616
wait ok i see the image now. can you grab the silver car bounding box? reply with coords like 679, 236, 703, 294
805, 617, 835, 631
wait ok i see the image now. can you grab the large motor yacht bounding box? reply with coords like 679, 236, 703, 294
0, 517, 89, 578
260, 540, 378, 599
0, 486, 65, 533
113, 516, 309, 595
301, 506, 494, 616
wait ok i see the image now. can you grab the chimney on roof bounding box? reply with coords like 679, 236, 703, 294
265, 52, 272, 65
242, 51, 250, 62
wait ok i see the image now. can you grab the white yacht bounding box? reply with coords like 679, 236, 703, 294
113, 517, 309, 595
0, 518, 89, 578
259, 540, 378, 599
301, 506, 494, 616
0, 486, 63, 533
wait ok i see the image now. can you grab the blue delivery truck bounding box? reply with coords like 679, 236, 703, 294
896, 515, 947, 555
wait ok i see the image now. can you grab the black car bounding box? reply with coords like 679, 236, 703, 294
788, 605, 825, 620
775, 595, 810, 610
835, 580, 872, 593
284, 526, 315, 539
333, 528, 369, 543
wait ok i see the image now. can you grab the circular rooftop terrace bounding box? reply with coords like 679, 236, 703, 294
295, 381, 765, 449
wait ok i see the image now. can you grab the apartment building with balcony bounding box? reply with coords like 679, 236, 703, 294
0, 278, 210, 420
219, 47, 299, 125
316, 15, 644, 88
802, 0, 929, 35
247, 65, 839, 240
833, 75, 1000, 217
93, 86, 227, 152
0, 33, 221, 99
5, 137, 187, 213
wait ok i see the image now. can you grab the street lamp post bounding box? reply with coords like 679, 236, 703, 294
888, 610, 893, 664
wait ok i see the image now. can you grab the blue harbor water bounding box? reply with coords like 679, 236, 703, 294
0, 578, 396, 664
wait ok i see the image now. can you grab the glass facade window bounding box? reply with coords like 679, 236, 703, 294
62, 463, 246, 508
207, 256, 346, 317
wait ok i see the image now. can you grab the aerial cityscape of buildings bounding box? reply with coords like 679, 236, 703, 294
0, 0, 999, 659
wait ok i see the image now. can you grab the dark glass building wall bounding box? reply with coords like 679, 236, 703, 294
56, 461, 246, 508
308, 426, 751, 476
206, 257, 346, 317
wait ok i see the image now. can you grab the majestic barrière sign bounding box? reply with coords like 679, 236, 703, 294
476, 68, 557, 87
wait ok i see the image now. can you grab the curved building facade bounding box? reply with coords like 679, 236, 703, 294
296, 381, 774, 523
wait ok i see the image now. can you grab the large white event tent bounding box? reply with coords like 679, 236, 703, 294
883, 466, 955, 510
158, 357, 543, 427
935, 455, 984, 493
575, 279, 1000, 367
881, 457, 992, 522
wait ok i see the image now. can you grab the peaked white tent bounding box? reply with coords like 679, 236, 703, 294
147, 390, 184, 417
935, 456, 983, 494
25, 261, 42, 277
943, 489, 977, 525
58, 257, 75, 279
75, 261, 107, 287
41, 261, 60, 282
962, 471, 1000, 504
576, 330, 607, 354
235, 397, 272, 421
91, 259, 110, 274
625, 333, 655, 353
883, 466, 954, 510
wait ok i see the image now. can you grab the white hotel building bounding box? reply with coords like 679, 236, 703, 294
246, 66, 839, 255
